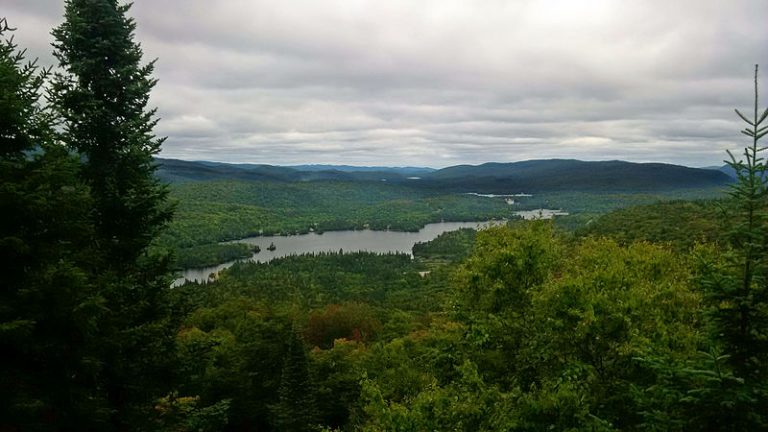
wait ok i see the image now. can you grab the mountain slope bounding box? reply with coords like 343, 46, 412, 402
418, 159, 732, 192
156, 158, 733, 192
156, 158, 416, 183
289, 164, 435, 176
156, 158, 300, 183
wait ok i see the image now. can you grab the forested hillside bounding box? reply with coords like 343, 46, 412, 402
160, 180, 515, 268
420, 159, 732, 192
158, 157, 733, 193
162, 181, 725, 269
578, 200, 724, 249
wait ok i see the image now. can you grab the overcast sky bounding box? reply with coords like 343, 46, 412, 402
5, 0, 768, 167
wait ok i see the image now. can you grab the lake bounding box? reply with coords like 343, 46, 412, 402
175, 220, 500, 285
175, 209, 568, 285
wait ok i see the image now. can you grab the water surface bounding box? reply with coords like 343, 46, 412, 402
176, 220, 501, 285
175, 209, 568, 286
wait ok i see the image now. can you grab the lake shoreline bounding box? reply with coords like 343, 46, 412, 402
173, 220, 504, 286
173, 208, 568, 286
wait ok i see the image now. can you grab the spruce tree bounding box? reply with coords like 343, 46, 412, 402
50, 1, 176, 428
708, 65, 768, 378
51, 0, 172, 263
272, 332, 319, 432
693, 64, 768, 429
0, 18, 105, 429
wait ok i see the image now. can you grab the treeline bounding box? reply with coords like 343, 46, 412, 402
412, 228, 477, 263
163, 192, 767, 431
171, 243, 253, 270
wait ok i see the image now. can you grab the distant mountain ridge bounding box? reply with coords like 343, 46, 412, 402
708, 164, 767, 180
155, 159, 421, 183
289, 164, 435, 176
420, 159, 732, 192
156, 158, 733, 192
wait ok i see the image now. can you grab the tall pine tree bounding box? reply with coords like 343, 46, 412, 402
51, 1, 176, 428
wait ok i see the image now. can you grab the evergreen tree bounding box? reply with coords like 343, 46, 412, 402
272, 332, 319, 432
702, 65, 768, 377
51, 0, 172, 264
712, 64, 768, 377
50, 1, 176, 428
0, 18, 105, 429
690, 64, 768, 429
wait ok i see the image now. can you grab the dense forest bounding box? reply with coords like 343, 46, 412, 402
163, 181, 725, 270
2, 2, 768, 432
161, 180, 515, 268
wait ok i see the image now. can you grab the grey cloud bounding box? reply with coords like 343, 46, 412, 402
4, 0, 768, 167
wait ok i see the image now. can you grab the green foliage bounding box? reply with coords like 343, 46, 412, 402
0, 18, 52, 156
0, 20, 105, 430
212, 252, 438, 312
153, 393, 231, 432
676, 65, 768, 429
360, 361, 519, 432
578, 200, 723, 249
516, 188, 725, 215
453, 221, 562, 316
48, 1, 178, 427
413, 228, 477, 264
305, 302, 383, 349
272, 332, 320, 432
524, 239, 701, 429
52, 0, 173, 263
707, 65, 768, 376
168, 249, 464, 430
355, 224, 701, 431
161, 179, 513, 253
173, 242, 252, 270
636, 348, 761, 431
174, 298, 293, 430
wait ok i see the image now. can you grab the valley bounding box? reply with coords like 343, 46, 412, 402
160, 158, 728, 270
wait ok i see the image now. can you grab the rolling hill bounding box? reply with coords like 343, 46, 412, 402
156, 158, 733, 192
418, 159, 732, 192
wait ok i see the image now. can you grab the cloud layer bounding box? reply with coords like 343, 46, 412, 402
5, 0, 767, 167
